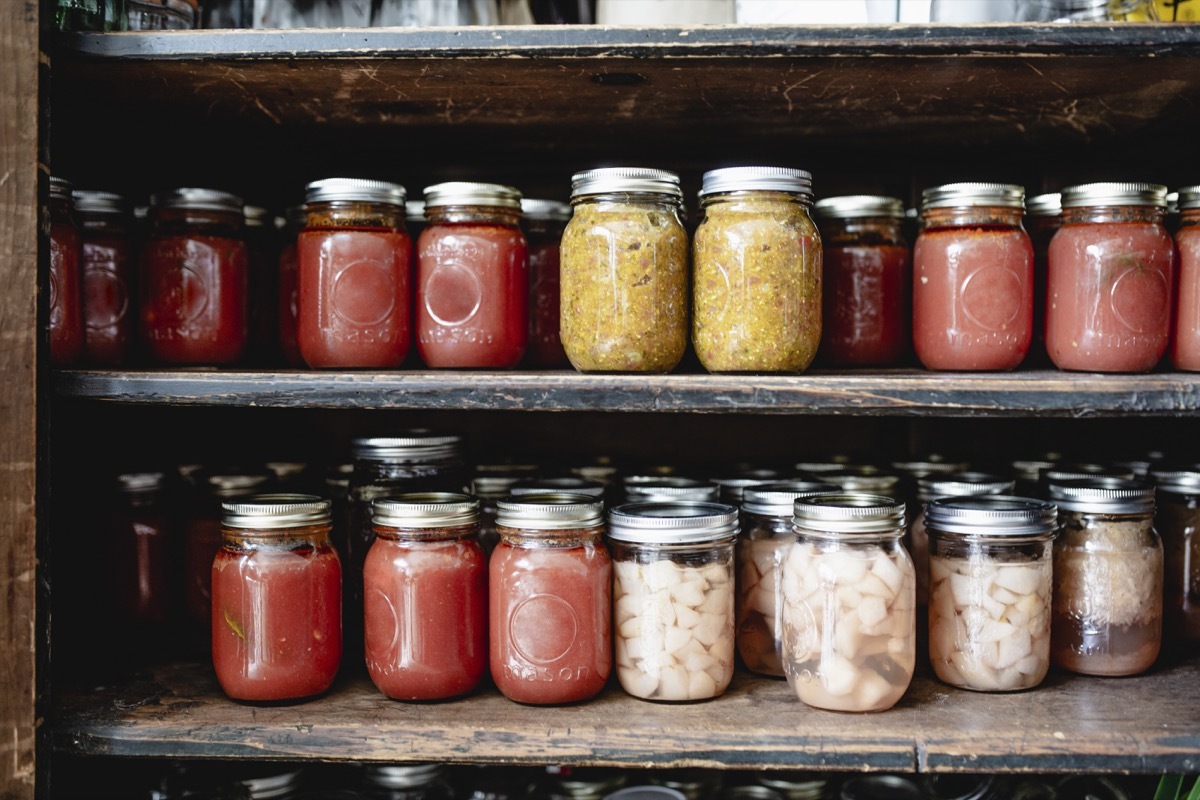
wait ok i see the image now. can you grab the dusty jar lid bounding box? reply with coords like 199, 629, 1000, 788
510, 476, 606, 499
1026, 192, 1062, 217
521, 198, 572, 221
423, 181, 522, 210
607, 501, 738, 544
304, 178, 406, 206
117, 471, 166, 494
222, 493, 332, 530
793, 493, 905, 535
365, 765, 444, 790
698, 167, 813, 200
1151, 467, 1200, 495
622, 476, 719, 504
570, 167, 683, 203
924, 495, 1057, 538
1176, 185, 1200, 211
812, 195, 904, 219
921, 182, 1025, 211
350, 430, 464, 463
1047, 476, 1155, 514
73, 190, 126, 215
917, 472, 1016, 502
372, 492, 479, 528
49, 176, 74, 201
159, 187, 244, 214
496, 492, 605, 529
742, 480, 839, 517
1060, 182, 1168, 209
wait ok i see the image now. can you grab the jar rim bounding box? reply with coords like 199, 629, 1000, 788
496, 492, 605, 529
1026, 192, 1062, 217
49, 176, 74, 201
570, 167, 683, 203
742, 480, 839, 517
924, 495, 1057, 538
1048, 476, 1155, 514
372, 492, 479, 528
917, 472, 1015, 502
73, 190, 127, 215
812, 194, 904, 219
158, 187, 244, 214
305, 177, 407, 206
510, 477, 606, 498
921, 182, 1025, 210
351, 431, 464, 461
424, 181, 522, 210
222, 493, 332, 529
698, 166, 813, 199
607, 501, 738, 543
1060, 182, 1168, 208
521, 198, 572, 221
792, 493, 905, 534
1177, 185, 1200, 211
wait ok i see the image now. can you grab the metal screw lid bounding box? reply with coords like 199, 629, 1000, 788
607, 501, 739, 544
699, 167, 813, 200
222, 493, 332, 530
742, 480, 839, 517
1151, 467, 1200, 495
1060, 182, 1168, 209
1011, 458, 1057, 483
794, 459, 853, 475
1177, 186, 1200, 211
711, 473, 783, 505
622, 477, 720, 504
158, 187, 244, 214
243, 204, 271, 227
924, 495, 1057, 538
890, 459, 969, 479
813, 195, 904, 219
202, 471, 274, 498
921, 182, 1025, 211
350, 430, 464, 462
917, 471, 1016, 502
324, 463, 353, 492
1026, 192, 1062, 217
510, 476, 606, 499
1048, 476, 1155, 514
570, 167, 683, 203
48, 176, 74, 202
365, 765, 444, 790
304, 178, 406, 206
372, 492, 479, 528
72, 190, 126, 215
240, 769, 306, 800
1043, 463, 1136, 483
793, 493, 906, 534
406, 199, 426, 221
521, 198, 572, 221
496, 492, 605, 529
423, 181, 522, 210
823, 469, 901, 494
116, 471, 166, 493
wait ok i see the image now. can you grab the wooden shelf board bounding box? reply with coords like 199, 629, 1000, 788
53, 659, 1200, 773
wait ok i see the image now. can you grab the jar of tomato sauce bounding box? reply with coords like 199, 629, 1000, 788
693, 167, 822, 373
913, 183, 1033, 371
491, 493, 611, 704
1025, 192, 1062, 367
365, 493, 487, 700
417, 182, 528, 368
298, 178, 411, 369
1046, 183, 1174, 372
139, 188, 248, 364
212, 494, 342, 702
1171, 186, 1200, 371
48, 177, 84, 365
813, 195, 910, 367
522, 199, 572, 368
75, 190, 134, 365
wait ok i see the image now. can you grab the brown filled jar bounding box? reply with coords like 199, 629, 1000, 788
1151, 468, 1200, 643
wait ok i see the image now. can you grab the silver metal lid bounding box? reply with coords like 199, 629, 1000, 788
365, 765, 444, 790
924, 495, 1057, 538
72, 190, 126, 215
472, 475, 530, 498
813, 195, 904, 219
406, 200, 426, 221
49, 176, 73, 201
240, 769, 306, 800
372, 492, 479, 528
159, 187, 244, 214
711, 474, 780, 505
203, 472, 274, 498
792, 493, 905, 534
351, 431, 464, 462
117, 471, 165, 493
511, 477, 606, 499
890, 459, 969, 479
607, 501, 739, 544
1044, 463, 1136, 483
570, 167, 683, 203
521, 198, 572, 221
304, 178, 406, 206
423, 181, 522, 210
243, 205, 270, 227
921, 182, 1025, 211
496, 492, 605, 529
622, 477, 720, 504
794, 459, 853, 475
699, 167, 813, 199
1011, 458, 1057, 483
222, 493, 332, 530
1060, 182, 1168, 209
743, 480, 839, 517
823, 469, 901, 494
1048, 476, 1154, 514
1151, 467, 1200, 495
1026, 192, 1062, 217
1177, 186, 1200, 211
917, 472, 1015, 502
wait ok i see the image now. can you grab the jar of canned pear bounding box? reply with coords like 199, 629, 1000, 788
560, 168, 688, 373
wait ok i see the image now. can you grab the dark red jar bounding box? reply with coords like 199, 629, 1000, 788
1025, 192, 1062, 367
49, 176, 84, 365
75, 190, 134, 365
522, 199, 571, 368
276, 206, 305, 367
298, 178, 412, 369
113, 471, 174, 627
813, 195, 910, 367
417, 182, 528, 368
139, 188, 249, 365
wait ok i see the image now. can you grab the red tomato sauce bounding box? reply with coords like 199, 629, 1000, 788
82, 233, 134, 364
820, 243, 910, 367
1171, 225, 1200, 370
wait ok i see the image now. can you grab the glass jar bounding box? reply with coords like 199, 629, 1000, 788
127, 0, 198, 28
1172, 186, 1200, 370
523, 198, 572, 368
1047, 477, 1162, 675
736, 480, 836, 676
712, 471, 785, 507
1046, 182, 1174, 372
622, 477, 720, 504
1016, 0, 1158, 20
491, 493, 611, 704
243, 204, 278, 365
692, 167, 822, 373
49, 177, 84, 365
298, 179, 412, 369
781, 494, 915, 712
1149, 468, 1200, 642
75, 190, 134, 365
561, 168, 688, 373
926, 495, 1057, 691
813, 195, 911, 367
607, 501, 738, 701
913, 183, 1034, 371
417, 182, 528, 368
365, 493, 487, 700
212, 494, 342, 701
277, 205, 305, 367
140, 188, 249, 365
1024, 192, 1062, 366
471, 464, 539, 552
112, 471, 173, 627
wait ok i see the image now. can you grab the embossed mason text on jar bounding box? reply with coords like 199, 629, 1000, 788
75, 190, 134, 365
49, 177, 84, 365
298, 178, 412, 369
1171, 186, 1200, 370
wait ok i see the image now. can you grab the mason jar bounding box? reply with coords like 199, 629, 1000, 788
1047, 477, 1162, 676
1025, 191, 1062, 366
1171, 186, 1200, 370
622, 476, 720, 504
74, 189, 134, 365
926, 495, 1056, 692
49, 176, 84, 365
608, 502, 738, 701
781, 494, 915, 712
1150, 468, 1200, 643
522, 198, 572, 368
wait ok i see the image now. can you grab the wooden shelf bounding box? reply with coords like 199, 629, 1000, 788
54, 658, 1200, 773
52, 368, 1200, 417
